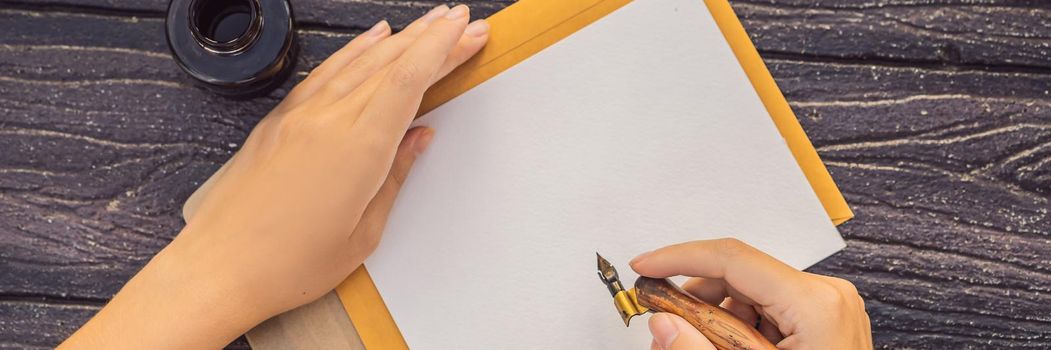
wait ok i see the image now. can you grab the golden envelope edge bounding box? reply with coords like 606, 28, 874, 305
181, 0, 853, 347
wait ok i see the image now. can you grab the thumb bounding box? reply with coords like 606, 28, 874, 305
649, 313, 716, 350
345, 126, 434, 265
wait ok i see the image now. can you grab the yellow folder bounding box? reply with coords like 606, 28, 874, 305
335, 0, 854, 348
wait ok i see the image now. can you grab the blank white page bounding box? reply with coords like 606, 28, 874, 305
366, 0, 845, 348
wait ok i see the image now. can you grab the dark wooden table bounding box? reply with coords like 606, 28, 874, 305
1, 0, 1049, 348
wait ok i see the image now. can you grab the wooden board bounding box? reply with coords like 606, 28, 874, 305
0, 0, 1048, 348
246, 292, 364, 350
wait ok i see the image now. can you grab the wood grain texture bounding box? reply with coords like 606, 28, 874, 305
0, 0, 1048, 349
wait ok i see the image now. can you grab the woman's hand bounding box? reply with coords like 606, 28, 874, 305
61, 5, 489, 349
631, 239, 872, 350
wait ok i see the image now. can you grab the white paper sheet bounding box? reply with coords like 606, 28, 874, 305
366, 1, 845, 348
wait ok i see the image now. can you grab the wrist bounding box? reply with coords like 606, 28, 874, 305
61, 228, 265, 349
154, 228, 271, 336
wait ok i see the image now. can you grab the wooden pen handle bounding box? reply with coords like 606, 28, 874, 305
635, 277, 778, 350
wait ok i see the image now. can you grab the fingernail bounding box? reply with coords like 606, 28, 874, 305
445, 4, 469, 20
422, 5, 450, 23
365, 20, 388, 37
650, 314, 680, 349
465, 19, 489, 37
630, 250, 654, 266
414, 128, 435, 155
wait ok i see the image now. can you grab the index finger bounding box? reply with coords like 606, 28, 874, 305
629, 238, 807, 307
352, 5, 473, 141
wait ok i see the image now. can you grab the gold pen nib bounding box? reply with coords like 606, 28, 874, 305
596, 253, 622, 294
596, 253, 649, 326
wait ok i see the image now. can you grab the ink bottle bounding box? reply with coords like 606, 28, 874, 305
166, 0, 297, 97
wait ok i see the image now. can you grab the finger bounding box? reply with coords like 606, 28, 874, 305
682, 275, 766, 308
276, 20, 392, 112
757, 318, 784, 344
344, 127, 434, 265
722, 281, 763, 306
309, 5, 450, 106
778, 335, 803, 349
684, 277, 765, 314
680, 277, 728, 305
629, 238, 807, 307
720, 298, 759, 326
322, 19, 487, 124
430, 19, 489, 84
352, 5, 471, 150
648, 313, 716, 350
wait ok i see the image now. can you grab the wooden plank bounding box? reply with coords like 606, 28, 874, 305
246, 292, 364, 350
0, 300, 99, 349
0, 0, 511, 28
3, 0, 1050, 69
733, 1, 1051, 69
0, 8, 273, 302
0, 0, 1049, 349
769, 58, 1051, 348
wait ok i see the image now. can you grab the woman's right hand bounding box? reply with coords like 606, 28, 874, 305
630, 238, 873, 350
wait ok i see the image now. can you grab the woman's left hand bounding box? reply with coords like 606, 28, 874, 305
61, 5, 489, 349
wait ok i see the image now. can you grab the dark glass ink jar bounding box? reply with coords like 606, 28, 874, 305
166, 0, 297, 97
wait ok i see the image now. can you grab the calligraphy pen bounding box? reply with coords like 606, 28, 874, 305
596, 253, 777, 350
